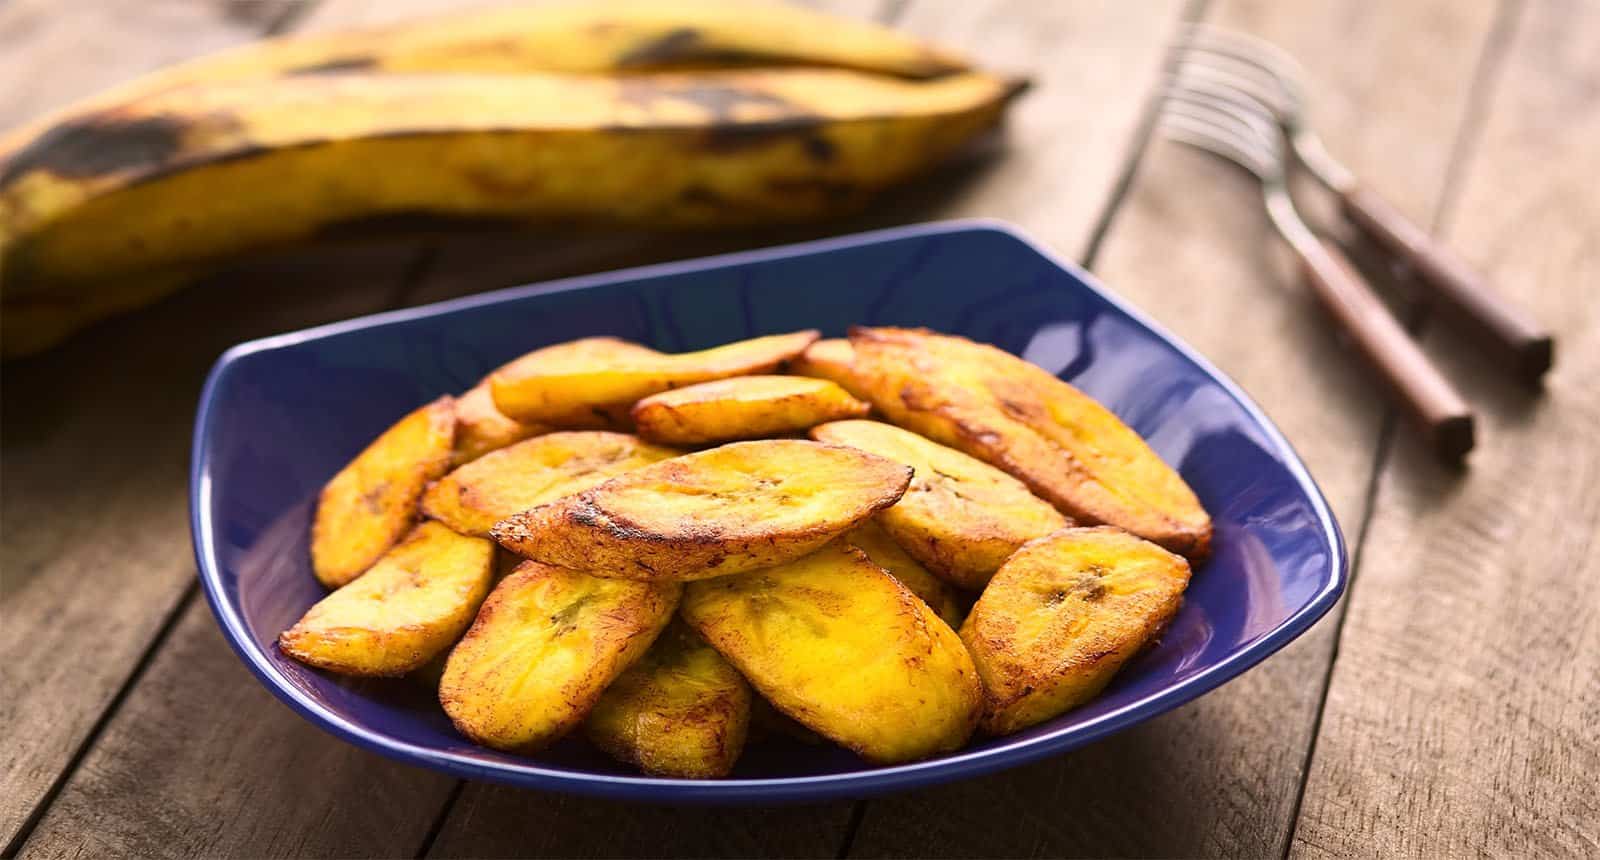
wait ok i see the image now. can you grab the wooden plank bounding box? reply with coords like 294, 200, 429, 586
844, 0, 1500, 856
0, 0, 299, 132
1290, 2, 1600, 856
0, 0, 467, 844
0, 7, 442, 849
16, 601, 457, 860
884, 0, 1187, 261
428, 795, 855, 859
0, 247, 420, 853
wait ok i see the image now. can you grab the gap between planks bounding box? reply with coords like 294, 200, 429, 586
1278, 2, 1525, 854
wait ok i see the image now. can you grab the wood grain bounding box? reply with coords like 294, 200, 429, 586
0, 0, 300, 132
0, 6, 419, 805
1291, 1, 1600, 856
428, 793, 854, 859
844, 0, 1499, 856
0, 247, 419, 852
16, 602, 458, 860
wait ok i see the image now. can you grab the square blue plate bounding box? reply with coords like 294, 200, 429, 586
192, 219, 1345, 803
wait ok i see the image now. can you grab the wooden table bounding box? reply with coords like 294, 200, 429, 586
3, 1, 1596, 857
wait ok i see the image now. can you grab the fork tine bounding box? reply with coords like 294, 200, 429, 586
1171, 57, 1293, 116
1160, 116, 1274, 180
1178, 23, 1310, 107
1164, 77, 1283, 139
1162, 85, 1283, 154
1158, 97, 1283, 180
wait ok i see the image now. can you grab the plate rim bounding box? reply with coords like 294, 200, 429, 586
190, 218, 1347, 803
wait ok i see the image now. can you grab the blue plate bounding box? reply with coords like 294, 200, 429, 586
192, 220, 1345, 803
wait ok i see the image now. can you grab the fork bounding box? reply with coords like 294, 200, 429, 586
1176, 25, 1554, 382
1161, 81, 1475, 460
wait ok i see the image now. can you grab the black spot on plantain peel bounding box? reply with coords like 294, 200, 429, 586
285, 56, 379, 75
1, 114, 189, 186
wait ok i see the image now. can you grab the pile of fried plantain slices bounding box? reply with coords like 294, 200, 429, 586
280, 326, 1210, 777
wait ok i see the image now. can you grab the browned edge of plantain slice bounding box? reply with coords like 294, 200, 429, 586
846, 327, 1212, 558
961, 526, 1191, 735
311, 395, 455, 588
281, 521, 494, 677
682, 540, 981, 764
439, 560, 680, 753
491, 439, 910, 581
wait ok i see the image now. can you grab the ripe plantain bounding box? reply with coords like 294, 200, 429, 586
0, 0, 972, 161
584, 620, 752, 779
1, 69, 1021, 338
422, 431, 681, 537
280, 522, 494, 677
845, 519, 965, 628
492, 439, 911, 580
439, 560, 680, 753
483, 336, 666, 429
813, 419, 1068, 589
961, 526, 1191, 735
311, 395, 455, 588
631, 374, 869, 445
682, 540, 982, 764
787, 337, 867, 399
490, 331, 818, 426
847, 327, 1212, 557
451, 382, 548, 466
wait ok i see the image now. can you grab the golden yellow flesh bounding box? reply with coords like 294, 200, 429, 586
631, 374, 869, 444
847, 327, 1212, 557
484, 337, 664, 428
280, 522, 493, 676
813, 419, 1068, 589
423, 431, 681, 537
0, 0, 971, 160
439, 561, 680, 752
961, 526, 1191, 735
490, 331, 820, 425
584, 621, 752, 778
493, 439, 911, 580
451, 382, 547, 466
310, 396, 455, 588
787, 337, 867, 399
682, 541, 981, 763
845, 520, 965, 628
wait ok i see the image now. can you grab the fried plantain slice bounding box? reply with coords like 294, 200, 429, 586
584, 620, 752, 779
682, 541, 981, 764
451, 381, 548, 466
961, 526, 1191, 735
492, 439, 910, 581
813, 419, 1068, 588
490, 330, 819, 425
845, 519, 964, 628
423, 431, 682, 537
787, 337, 867, 399
281, 521, 494, 676
847, 327, 1211, 558
439, 561, 680, 752
631, 375, 869, 445
311, 395, 456, 588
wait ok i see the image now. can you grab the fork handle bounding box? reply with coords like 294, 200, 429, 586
1295, 237, 1476, 461
1339, 185, 1553, 382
